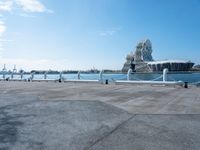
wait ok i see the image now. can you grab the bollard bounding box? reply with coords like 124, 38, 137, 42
184, 82, 188, 88
105, 79, 108, 84
127, 68, 132, 81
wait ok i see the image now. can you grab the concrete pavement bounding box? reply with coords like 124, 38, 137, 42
0, 81, 200, 150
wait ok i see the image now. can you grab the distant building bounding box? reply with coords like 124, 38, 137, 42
148, 60, 194, 72
193, 64, 200, 69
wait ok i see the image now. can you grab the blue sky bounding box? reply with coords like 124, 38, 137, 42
0, 0, 199, 71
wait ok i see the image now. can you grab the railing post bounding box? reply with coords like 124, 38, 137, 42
99, 70, 103, 83
2, 72, 5, 79
78, 71, 81, 80
31, 72, 35, 80
2, 64, 6, 79
20, 71, 24, 79
59, 71, 63, 82
44, 71, 48, 79
11, 72, 14, 79
127, 68, 132, 81
163, 68, 168, 82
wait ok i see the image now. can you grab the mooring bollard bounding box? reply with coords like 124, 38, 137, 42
184, 82, 188, 88
105, 79, 108, 84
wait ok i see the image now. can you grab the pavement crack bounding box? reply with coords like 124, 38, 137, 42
85, 114, 136, 150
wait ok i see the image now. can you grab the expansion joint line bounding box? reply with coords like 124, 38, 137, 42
85, 114, 136, 150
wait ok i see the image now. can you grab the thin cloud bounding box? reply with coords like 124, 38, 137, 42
0, 0, 53, 13
0, 20, 6, 58
0, 21, 6, 36
0, 0, 13, 12
98, 27, 122, 36
20, 13, 36, 17
15, 0, 53, 13
99, 30, 116, 36
0, 0, 53, 57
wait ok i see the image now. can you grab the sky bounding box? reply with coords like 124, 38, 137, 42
0, 0, 199, 71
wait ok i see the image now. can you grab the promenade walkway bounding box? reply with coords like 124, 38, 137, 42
0, 82, 199, 150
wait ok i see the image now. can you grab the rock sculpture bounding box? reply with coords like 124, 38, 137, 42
134, 39, 153, 62
122, 39, 194, 72
122, 39, 153, 72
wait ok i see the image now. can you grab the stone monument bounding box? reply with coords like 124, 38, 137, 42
122, 39, 194, 72
122, 39, 153, 72
134, 39, 153, 62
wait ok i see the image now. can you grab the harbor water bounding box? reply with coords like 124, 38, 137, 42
1, 72, 200, 84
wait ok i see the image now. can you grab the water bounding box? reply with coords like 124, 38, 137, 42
129, 72, 200, 83
1, 72, 200, 84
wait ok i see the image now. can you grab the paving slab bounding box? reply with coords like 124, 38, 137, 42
0, 82, 200, 114
0, 93, 131, 150
89, 115, 200, 150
